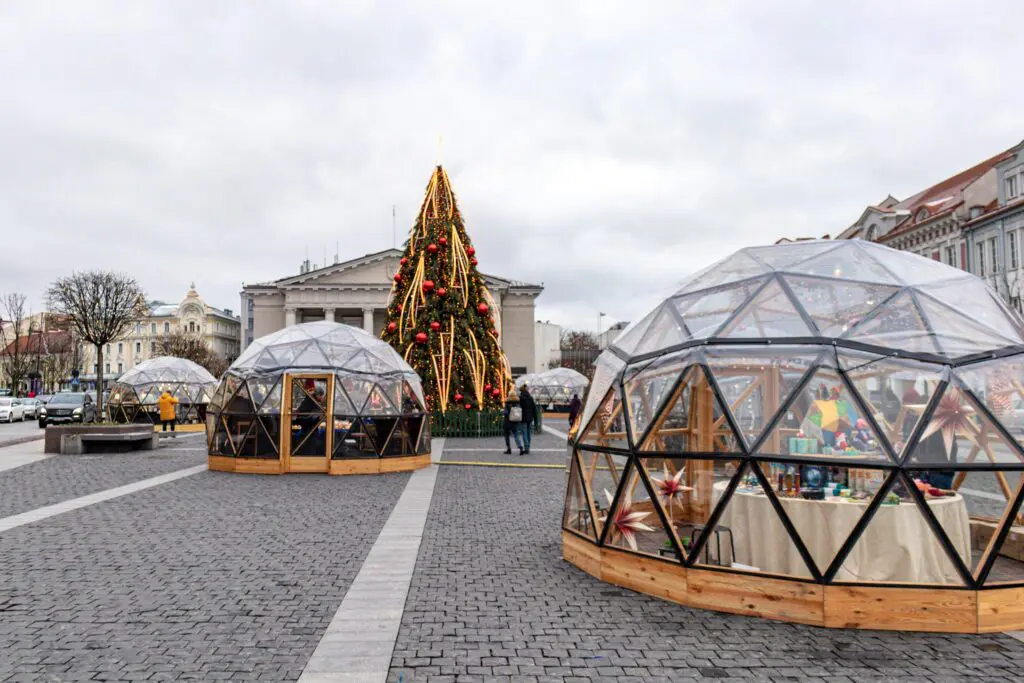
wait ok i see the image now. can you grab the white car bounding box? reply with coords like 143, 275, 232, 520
0, 397, 26, 422
20, 398, 40, 419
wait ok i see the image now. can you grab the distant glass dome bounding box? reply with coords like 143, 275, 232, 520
107, 356, 217, 424
563, 240, 1024, 634
516, 367, 589, 407
207, 322, 429, 475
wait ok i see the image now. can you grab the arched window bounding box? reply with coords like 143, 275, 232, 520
189, 321, 196, 333
865, 224, 877, 241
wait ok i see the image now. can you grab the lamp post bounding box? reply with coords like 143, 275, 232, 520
597, 312, 606, 348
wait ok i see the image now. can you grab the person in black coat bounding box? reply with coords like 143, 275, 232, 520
568, 393, 582, 428
519, 385, 537, 455
502, 392, 526, 455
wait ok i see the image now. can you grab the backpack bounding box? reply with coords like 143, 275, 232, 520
508, 405, 523, 422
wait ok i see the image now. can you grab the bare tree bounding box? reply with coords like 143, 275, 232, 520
47, 272, 148, 418
41, 332, 76, 393
154, 330, 229, 378
559, 329, 600, 379
0, 293, 37, 394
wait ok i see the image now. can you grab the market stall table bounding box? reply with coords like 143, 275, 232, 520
710, 481, 971, 583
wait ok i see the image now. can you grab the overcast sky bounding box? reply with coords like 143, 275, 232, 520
2, 1, 1023, 333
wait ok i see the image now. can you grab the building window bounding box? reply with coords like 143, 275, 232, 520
865, 224, 877, 241
117, 362, 122, 374
1008, 174, 1019, 201
150, 342, 156, 353
1011, 231, 1019, 271
164, 322, 170, 333
151, 322, 156, 334
189, 321, 196, 333
117, 342, 123, 355
978, 243, 986, 276
135, 322, 141, 334
135, 342, 141, 354
945, 245, 957, 267
105, 363, 110, 373
1013, 296, 1022, 313
991, 239, 999, 273
106, 344, 111, 354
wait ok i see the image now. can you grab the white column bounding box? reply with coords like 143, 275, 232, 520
285, 306, 297, 327
362, 308, 374, 334
324, 308, 336, 323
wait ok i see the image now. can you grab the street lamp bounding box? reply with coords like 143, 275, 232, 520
597, 312, 606, 346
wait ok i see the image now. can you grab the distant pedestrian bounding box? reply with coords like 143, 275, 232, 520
503, 391, 526, 455
158, 390, 179, 434
568, 393, 582, 428
519, 385, 537, 455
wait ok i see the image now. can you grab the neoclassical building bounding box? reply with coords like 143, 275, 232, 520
241, 249, 543, 375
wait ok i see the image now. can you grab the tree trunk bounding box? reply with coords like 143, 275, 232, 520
95, 344, 103, 422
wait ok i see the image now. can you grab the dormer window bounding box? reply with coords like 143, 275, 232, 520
865, 224, 877, 240
1008, 174, 1019, 201
916, 207, 929, 222
969, 206, 984, 219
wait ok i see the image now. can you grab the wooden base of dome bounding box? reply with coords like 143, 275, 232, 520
563, 531, 1024, 633
208, 454, 431, 475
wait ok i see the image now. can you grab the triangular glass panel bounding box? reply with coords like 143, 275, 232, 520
207, 382, 227, 413
640, 366, 741, 454
834, 473, 966, 585
673, 278, 767, 339
402, 381, 424, 413
575, 353, 625, 441
250, 348, 282, 372
705, 346, 819, 450
577, 388, 629, 450
758, 460, 889, 575
255, 416, 281, 456
956, 357, 1024, 456
269, 341, 315, 368
600, 461, 676, 560
691, 463, 813, 578
332, 379, 357, 415
136, 383, 157, 406
841, 351, 945, 458
907, 383, 1024, 467
718, 279, 813, 338
786, 242, 900, 285
363, 384, 397, 416
332, 416, 364, 458
380, 416, 416, 456
935, 470, 1024, 582
563, 450, 598, 541
919, 277, 1024, 343
862, 242, 964, 285
224, 415, 257, 456
292, 341, 331, 367
247, 376, 276, 411
290, 377, 328, 413
677, 251, 771, 295
639, 457, 741, 561
258, 380, 282, 415
783, 275, 899, 337
843, 290, 940, 356
375, 377, 404, 413
341, 377, 374, 414
914, 292, 1019, 357
416, 417, 431, 455
743, 241, 839, 271
755, 367, 891, 463
223, 381, 254, 414
632, 304, 688, 356
622, 350, 694, 448
361, 416, 398, 455
609, 307, 658, 357
211, 415, 234, 455
232, 419, 260, 457
577, 450, 628, 537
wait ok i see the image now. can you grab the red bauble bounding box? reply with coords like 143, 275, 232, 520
394, 273, 402, 283
454, 393, 464, 402
427, 243, 438, 253
437, 287, 447, 297
387, 322, 397, 333
465, 403, 472, 410
400, 257, 407, 265
477, 302, 489, 314
430, 321, 441, 331
415, 332, 428, 344
467, 247, 476, 256
422, 280, 435, 292
491, 388, 501, 397
438, 237, 447, 246
397, 304, 403, 311
470, 257, 478, 266
484, 383, 492, 392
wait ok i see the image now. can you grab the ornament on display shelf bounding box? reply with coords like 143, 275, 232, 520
437, 287, 447, 297
430, 321, 441, 331
415, 332, 428, 344
427, 243, 438, 254
387, 322, 397, 333
477, 302, 489, 314
422, 280, 435, 292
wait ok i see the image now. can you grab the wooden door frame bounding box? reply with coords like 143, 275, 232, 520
281, 372, 334, 473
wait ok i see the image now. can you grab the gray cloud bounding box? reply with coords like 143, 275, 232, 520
2, 1, 1023, 333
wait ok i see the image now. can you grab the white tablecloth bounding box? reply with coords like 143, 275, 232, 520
710, 482, 971, 584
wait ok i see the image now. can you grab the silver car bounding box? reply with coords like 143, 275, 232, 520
0, 397, 26, 422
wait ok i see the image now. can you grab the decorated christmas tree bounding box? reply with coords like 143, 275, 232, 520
381, 165, 512, 414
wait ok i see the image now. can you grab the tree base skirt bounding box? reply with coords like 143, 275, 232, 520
562, 531, 1024, 633
208, 454, 431, 475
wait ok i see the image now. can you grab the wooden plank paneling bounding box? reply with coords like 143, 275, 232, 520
825, 585, 977, 633
562, 531, 602, 579
233, 458, 284, 475
380, 454, 431, 473
289, 457, 329, 473
330, 459, 380, 476
207, 456, 236, 473
600, 546, 687, 605
978, 586, 1024, 633
688, 568, 824, 626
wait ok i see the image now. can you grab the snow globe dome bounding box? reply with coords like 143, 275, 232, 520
107, 356, 217, 424
516, 367, 589, 409
563, 240, 1024, 633
206, 321, 429, 475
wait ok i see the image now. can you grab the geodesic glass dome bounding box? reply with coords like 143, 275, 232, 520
516, 367, 589, 408
563, 240, 1024, 631
207, 321, 429, 474
107, 356, 217, 424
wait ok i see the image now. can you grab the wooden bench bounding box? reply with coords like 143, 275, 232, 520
61, 430, 157, 455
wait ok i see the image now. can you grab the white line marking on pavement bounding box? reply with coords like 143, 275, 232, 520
429, 437, 445, 464
0, 465, 206, 534
543, 425, 568, 440
0, 439, 50, 474
299, 444, 444, 683
444, 448, 565, 453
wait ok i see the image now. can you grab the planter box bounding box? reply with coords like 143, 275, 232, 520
45, 424, 157, 455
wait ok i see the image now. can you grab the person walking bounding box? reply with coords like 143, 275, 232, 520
503, 391, 526, 455
158, 390, 179, 435
568, 393, 582, 428
519, 385, 537, 455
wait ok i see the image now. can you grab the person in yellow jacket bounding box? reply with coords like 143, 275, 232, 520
158, 390, 179, 434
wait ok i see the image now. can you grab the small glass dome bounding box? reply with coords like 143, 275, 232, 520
207, 321, 429, 474
563, 240, 1024, 632
516, 367, 589, 408
107, 356, 217, 424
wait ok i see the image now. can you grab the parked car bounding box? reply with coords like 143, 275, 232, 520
0, 397, 26, 423
38, 393, 96, 426
20, 398, 41, 419
34, 395, 53, 425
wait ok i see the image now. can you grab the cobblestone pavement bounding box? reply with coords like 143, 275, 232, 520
441, 432, 569, 466
390, 439, 1024, 683
0, 434, 207, 518
0, 466, 408, 681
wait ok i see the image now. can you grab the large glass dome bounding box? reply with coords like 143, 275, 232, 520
563, 240, 1024, 633
207, 322, 429, 475
107, 356, 217, 424
516, 367, 589, 408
